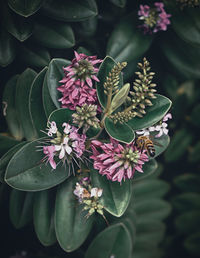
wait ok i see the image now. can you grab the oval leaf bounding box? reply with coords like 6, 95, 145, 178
5, 138, 70, 191
55, 178, 93, 252
0, 29, 16, 67
85, 223, 132, 258
133, 159, 158, 181
8, 0, 44, 17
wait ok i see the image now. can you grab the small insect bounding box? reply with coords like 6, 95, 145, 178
82, 188, 91, 198
136, 135, 156, 157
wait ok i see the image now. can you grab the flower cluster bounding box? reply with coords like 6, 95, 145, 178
73, 177, 104, 218
90, 138, 149, 183
57, 51, 102, 110
136, 113, 172, 138
42, 121, 86, 170
138, 2, 171, 34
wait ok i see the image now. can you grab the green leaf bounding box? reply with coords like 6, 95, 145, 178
109, 0, 127, 8
133, 159, 158, 181
0, 29, 16, 67
47, 58, 71, 108
164, 129, 193, 162
0, 134, 20, 157
172, 8, 200, 47
20, 45, 51, 68
133, 179, 170, 201
191, 104, 200, 128
85, 223, 132, 258
0, 141, 27, 183
172, 193, 200, 212
91, 167, 132, 217
175, 211, 200, 234
2, 75, 23, 140
5, 138, 70, 191
42, 0, 98, 22
29, 67, 48, 137
174, 174, 200, 193
33, 20, 75, 49
185, 232, 200, 256
96, 56, 123, 109
9, 189, 34, 228
55, 178, 93, 252
3, 3, 33, 41
8, 0, 44, 17
105, 117, 135, 144
188, 142, 200, 163
33, 190, 57, 246
150, 134, 170, 160
48, 108, 74, 132
110, 83, 130, 113
127, 94, 172, 130
107, 14, 152, 63
15, 68, 38, 140
42, 73, 57, 118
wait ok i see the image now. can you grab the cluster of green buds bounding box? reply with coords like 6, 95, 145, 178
109, 58, 157, 124
72, 104, 100, 133
176, 0, 200, 8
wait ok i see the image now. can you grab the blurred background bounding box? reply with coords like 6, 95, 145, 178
0, 0, 200, 257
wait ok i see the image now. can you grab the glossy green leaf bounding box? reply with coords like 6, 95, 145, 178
48, 108, 74, 132
133, 179, 170, 201
33, 20, 75, 49
127, 94, 172, 130
109, 0, 127, 8
85, 223, 132, 258
33, 190, 57, 246
8, 0, 44, 17
0, 134, 20, 157
29, 67, 48, 137
20, 45, 51, 68
42, 0, 98, 22
15, 68, 38, 140
164, 129, 193, 162
185, 232, 200, 256
172, 8, 200, 47
107, 14, 152, 62
47, 58, 71, 108
3, 4, 33, 41
55, 178, 93, 252
134, 199, 171, 221
110, 83, 130, 113
5, 138, 70, 191
150, 134, 170, 160
9, 189, 34, 228
91, 168, 132, 217
174, 174, 200, 193
105, 117, 135, 144
133, 159, 157, 181
172, 193, 200, 212
175, 211, 200, 234
42, 73, 57, 118
2, 75, 23, 140
0, 29, 16, 67
0, 141, 27, 182
96, 56, 123, 109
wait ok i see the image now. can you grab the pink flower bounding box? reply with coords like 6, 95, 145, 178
90, 138, 148, 183
57, 51, 102, 110
43, 145, 56, 169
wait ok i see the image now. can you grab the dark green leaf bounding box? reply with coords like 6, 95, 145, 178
55, 178, 93, 252
42, 73, 57, 118
33, 20, 75, 49
109, 0, 127, 8
91, 167, 132, 217
9, 189, 34, 228
105, 117, 135, 144
5, 138, 70, 191
150, 134, 170, 160
174, 174, 200, 193
191, 104, 200, 128
29, 67, 48, 137
175, 211, 200, 234
8, 0, 44, 17
107, 14, 152, 62
188, 142, 200, 163
42, 0, 98, 22
172, 193, 200, 212
127, 94, 172, 130
96, 56, 123, 109
85, 223, 132, 258
47, 58, 71, 108
75, 17, 97, 37
0, 29, 16, 67
15, 68, 38, 140
133, 159, 158, 181
185, 232, 200, 256
33, 190, 57, 246
20, 45, 51, 68
2, 75, 23, 140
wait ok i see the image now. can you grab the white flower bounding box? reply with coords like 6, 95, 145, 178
73, 183, 84, 198
55, 136, 72, 159
47, 121, 57, 136
155, 122, 169, 138
62, 122, 72, 134
136, 129, 150, 136
91, 188, 103, 198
